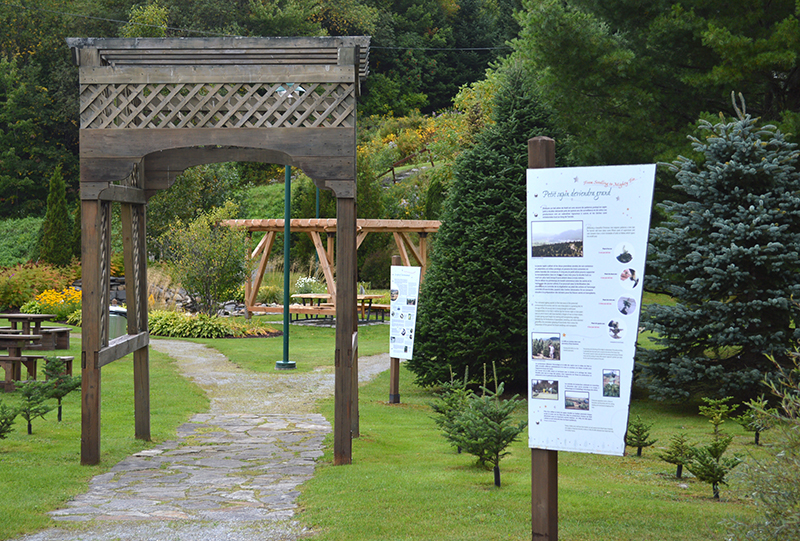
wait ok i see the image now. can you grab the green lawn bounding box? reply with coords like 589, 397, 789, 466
191, 318, 390, 373
300, 366, 763, 541
0, 334, 208, 539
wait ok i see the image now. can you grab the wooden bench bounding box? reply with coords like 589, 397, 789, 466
366, 304, 390, 322
1, 354, 46, 392
39, 327, 72, 351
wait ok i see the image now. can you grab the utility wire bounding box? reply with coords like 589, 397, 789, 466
6, 2, 513, 51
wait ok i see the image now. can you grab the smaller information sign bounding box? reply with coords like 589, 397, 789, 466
527, 164, 656, 456
389, 266, 421, 360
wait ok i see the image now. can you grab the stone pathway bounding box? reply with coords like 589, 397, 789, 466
14, 339, 391, 541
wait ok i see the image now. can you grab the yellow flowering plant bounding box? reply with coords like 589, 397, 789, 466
23, 287, 82, 322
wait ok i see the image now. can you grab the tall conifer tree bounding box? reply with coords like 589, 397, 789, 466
640, 96, 800, 400
407, 64, 568, 389
38, 165, 74, 267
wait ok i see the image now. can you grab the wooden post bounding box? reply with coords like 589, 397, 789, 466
80, 200, 106, 465
389, 254, 401, 403
334, 194, 357, 465
529, 136, 558, 540
121, 200, 150, 442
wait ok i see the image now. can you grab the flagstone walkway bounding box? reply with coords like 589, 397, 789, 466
14, 339, 390, 541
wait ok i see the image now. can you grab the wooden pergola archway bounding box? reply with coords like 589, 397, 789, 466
222, 218, 440, 314
68, 36, 370, 466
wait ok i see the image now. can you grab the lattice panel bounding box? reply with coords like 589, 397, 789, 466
80, 82, 355, 129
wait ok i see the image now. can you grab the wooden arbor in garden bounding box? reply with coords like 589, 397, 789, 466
223, 218, 440, 314
68, 36, 370, 465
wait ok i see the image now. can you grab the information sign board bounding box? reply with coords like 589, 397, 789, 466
527, 164, 656, 455
389, 266, 421, 360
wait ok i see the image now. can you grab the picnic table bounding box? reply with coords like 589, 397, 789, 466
0, 333, 44, 392
290, 294, 386, 321
0, 313, 56, 335
0, 313, 71, 351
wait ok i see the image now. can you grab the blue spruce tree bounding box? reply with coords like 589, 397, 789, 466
639, 95, 800, 400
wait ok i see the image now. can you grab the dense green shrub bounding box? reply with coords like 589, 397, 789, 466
0, 217, 43, 266
0, 263, 70, 311
148, 310, 278, 339
148, 310, 231, 338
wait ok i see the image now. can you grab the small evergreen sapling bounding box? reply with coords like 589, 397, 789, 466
686, 435, 742, 500
625, 415, 657, 456
0, 400, 19, 439
734, 395, 776, 445
454, 382, 527, 487
430, 367, 473, 453
17, 381, 54, 435
687, 396, 742, 499
450, 364, 527, 487
659, 432, 695, 478
698, 396, 737, 439
43, 357, 81, 422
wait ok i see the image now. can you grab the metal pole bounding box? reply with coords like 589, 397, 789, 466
277, 165, 296, 370
529, 136, 557, 540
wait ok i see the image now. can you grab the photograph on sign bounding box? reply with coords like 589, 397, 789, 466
389, 266, 421, 360
527, 164, 656, 455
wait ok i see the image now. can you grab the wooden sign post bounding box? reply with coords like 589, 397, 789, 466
389, 255, 402, 403
528, 136, 558, 540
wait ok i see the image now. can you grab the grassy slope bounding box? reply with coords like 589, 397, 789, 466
0, 332, 208, 539
300, 366, 762, 541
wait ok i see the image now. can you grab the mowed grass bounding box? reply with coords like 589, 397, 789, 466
299, 366, 763, 541
190, 319, 390, 373
0, 333, 208, 539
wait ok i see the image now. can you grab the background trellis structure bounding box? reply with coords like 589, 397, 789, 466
67, 36, 370, 466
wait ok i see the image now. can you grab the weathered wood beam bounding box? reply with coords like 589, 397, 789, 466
81, 65, 356, 84
247, 232, 276, 308
393, 232, 411, 267
98, 332, 150, 368
309, 231, 337, 298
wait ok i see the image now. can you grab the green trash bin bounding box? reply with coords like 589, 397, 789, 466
109, 306, 128, 339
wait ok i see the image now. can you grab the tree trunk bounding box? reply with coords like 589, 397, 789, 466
58, 400, 63, 422
676, 464, 683, 479
27, 421, 32, 435
493, 465, 501, 487
636, 446, 643, 457
712, 482, 720, 499
754, 430, 760, 446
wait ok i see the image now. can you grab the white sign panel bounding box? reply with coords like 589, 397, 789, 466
389, 266, 421, 360
527, 164, 656, 455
